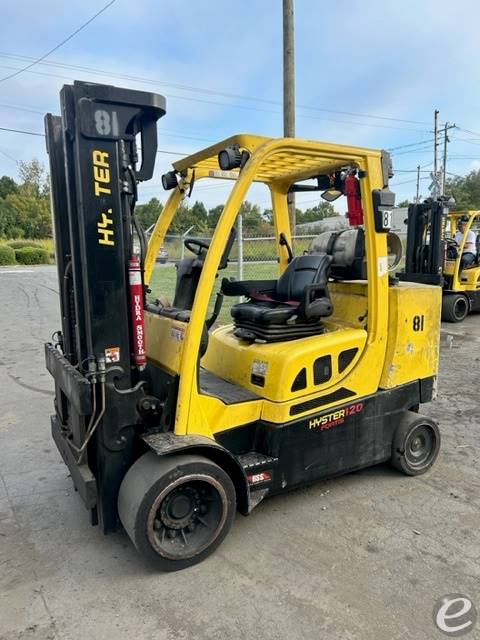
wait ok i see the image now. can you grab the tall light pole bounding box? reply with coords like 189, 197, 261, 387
283, 0, 296, 233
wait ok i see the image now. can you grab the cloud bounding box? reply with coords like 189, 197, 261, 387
1, 0, 480, 208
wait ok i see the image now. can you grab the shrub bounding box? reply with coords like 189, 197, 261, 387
7, 239, 41, 250
15, 246, 50, 265
0, 244, 16, 265
8, 228, 25, 240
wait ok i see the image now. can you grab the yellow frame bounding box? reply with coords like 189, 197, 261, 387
444, 210, 480, 290
145, 134, 389, 437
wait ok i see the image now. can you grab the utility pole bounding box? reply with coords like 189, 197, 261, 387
433, 109, 439, 181
441, 122, 456, 196
416, 165, 421, 203
283, 0, 296, 234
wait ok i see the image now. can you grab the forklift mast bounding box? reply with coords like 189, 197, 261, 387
399, 199, 446, 286
45, 82, 166, 531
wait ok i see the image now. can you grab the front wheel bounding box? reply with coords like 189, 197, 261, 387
118, 452, 236, 571
391, 411, 440, 476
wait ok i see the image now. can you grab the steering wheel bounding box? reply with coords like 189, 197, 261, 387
184, 237, 210, 256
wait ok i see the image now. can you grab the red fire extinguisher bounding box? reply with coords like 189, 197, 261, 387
345, 170, 364, 226
128, 255, 147, 368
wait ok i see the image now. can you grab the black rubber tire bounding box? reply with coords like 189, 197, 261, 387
118, 452, 236, 571
391, 411, 441, 476
442, 293, 469, 322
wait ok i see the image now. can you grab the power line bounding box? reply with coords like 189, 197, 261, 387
391, 144, 436, 157
0, 102, 44, 115
0, 147, 18, 164
390, 177, 430, 187
0, 62, 431, 133
388, 138, 435, 151
0, 1, 117, 84
453, 137, 480, 147
0, 51, 430, 127
0, 126, 193, 159
457, 127, 480, 138
0, 125, 45, 137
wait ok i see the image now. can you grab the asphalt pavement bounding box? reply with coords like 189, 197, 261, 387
0, 265, 479, 640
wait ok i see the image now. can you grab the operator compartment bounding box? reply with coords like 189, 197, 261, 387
202, 228, 369, 402
145, 134, 438, 419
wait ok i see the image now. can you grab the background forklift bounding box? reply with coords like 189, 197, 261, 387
45, 81, 442, 571
399, 201, 480, 322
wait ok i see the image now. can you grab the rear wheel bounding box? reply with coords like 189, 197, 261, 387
118, 452, 236, 571
442, 293, 469, 322
391, 411, 440, 476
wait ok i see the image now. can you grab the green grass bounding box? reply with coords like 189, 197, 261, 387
149, 261, 278, 325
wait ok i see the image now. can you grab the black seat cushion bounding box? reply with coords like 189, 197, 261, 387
232, 300, 298, 325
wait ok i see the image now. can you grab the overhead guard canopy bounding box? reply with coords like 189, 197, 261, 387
172, 134, 382, 185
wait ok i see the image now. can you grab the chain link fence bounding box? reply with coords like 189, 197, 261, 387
148, 224, 317, 325
147, 210, 408, 326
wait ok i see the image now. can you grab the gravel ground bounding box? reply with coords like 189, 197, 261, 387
0, 265, 479, 640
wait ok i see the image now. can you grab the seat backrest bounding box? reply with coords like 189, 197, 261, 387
275, 254, 331, 302
173, 257, 204, 309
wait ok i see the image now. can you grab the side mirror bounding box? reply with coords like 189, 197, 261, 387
321, 189, 342, 202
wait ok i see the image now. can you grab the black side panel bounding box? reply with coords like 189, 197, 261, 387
215, 379, 431, 494
275, 381, 424, 490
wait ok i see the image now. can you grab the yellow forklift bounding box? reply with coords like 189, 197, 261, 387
442, 211, 480, 321
400, 202, 480, 322
45, 82, 442, 571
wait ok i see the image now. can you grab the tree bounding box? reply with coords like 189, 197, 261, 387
190, 201, 208, 227
261, 207, 301, 228
445, 170, 480, 209
18, 159, 48, 198
208, 205, 224, 228
262, 208, 273, 225
239, 201, 262, 231
397, 199, 410, 208
296, 201, 336, 224
1, 193, 51, 238
136, 197, 163, 229
0, 176, 18, 200
169, 202, 209, 234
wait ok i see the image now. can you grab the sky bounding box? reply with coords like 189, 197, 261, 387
1, 0, 480, 212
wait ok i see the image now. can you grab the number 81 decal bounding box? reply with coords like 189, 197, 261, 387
413, 314, 424, 331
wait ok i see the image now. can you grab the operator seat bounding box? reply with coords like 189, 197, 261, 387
222, 254, 333, 342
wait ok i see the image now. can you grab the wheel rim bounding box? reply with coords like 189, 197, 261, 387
146, 474, 228, 560
454, 296, 468, 320
404, 425, 436, 469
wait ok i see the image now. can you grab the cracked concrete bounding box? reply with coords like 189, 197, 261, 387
0, 265, 479, 640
